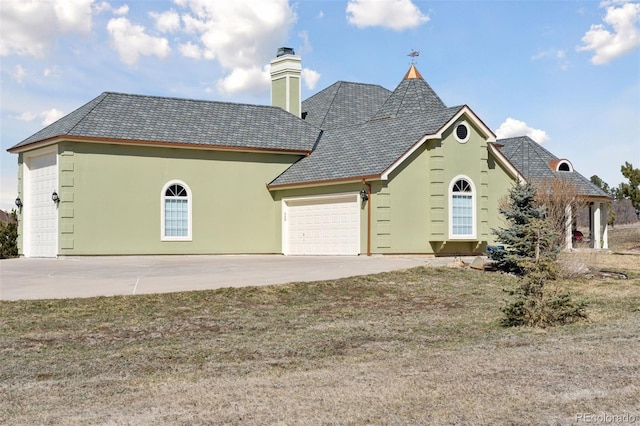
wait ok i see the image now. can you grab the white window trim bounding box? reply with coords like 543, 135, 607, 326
556, 159, 574, 172
454, 121, 471, 144
449, 175, 476, 240
161, 180, 192, 241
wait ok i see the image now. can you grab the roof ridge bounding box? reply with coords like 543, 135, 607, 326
65, 92, 110, 136
318, 81, 342, 129
101, 90, 282, 111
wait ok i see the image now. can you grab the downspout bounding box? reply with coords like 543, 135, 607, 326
362, 179, 372, 256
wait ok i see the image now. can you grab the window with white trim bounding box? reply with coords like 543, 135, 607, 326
162, 181, 192, 241
450, 177, 475, 238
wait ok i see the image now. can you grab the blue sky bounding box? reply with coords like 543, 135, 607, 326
1, 0, 639, 211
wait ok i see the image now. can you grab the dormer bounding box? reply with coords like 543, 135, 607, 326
549, 159, 573, 172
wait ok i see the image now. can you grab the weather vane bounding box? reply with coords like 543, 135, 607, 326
408, 49, 420, 64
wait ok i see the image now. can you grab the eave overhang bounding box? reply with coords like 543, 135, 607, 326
267, 174, 381, 191
7, 135, 312, 156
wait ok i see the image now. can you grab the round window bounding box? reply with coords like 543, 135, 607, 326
455, 122, 470, 143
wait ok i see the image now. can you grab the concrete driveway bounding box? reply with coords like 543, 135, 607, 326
0, 255, 465, 301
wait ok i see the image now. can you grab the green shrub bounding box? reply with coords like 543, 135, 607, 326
0, 210, 18, 259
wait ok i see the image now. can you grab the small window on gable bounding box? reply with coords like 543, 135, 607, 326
558, 162, 571, 171
454, 121, 470, 143
162, 181, 192, 241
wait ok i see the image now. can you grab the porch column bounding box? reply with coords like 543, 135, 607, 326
602, 203, 609, 249
588, 203, 594, 247
591, 202, 601, 249
564, 203, 573, 250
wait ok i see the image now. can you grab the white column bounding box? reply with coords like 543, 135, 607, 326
602, 203, 609, 250
564, 203, 573, 250
592, 202, 601, 249
588, 203, 594, 248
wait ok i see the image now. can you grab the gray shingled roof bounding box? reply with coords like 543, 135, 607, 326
301, 81, 391, 130
372, 77, 446, 119
10, 92, 321, 152
270, 69, 459, 187
498, 136, 610, 198
270, 106, 463, 186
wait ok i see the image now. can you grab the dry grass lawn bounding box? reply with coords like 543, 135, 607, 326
1, 224, 639, 425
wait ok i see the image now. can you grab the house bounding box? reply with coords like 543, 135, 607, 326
8, 48, 610, 258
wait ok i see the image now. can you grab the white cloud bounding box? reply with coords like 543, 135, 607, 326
94, 2, 128, 15
299, 31, 312, 54
346, 0, 429, 30
216, 65, 270, 95
14, 111, 38, 122
41, 108, 65, 125
531, 48, 569, 70
495, 118, 550, 144
301, 68, 321, 90
179, 42, 203, 59
150, 9, 181, 33
12, 108, 65, 125
113, 4, 129, 15
578, 2, 640, 65
0, 0, 94, 57
13, 65, 28, 83
175, 0, 296, 68
172, 0, 297, 95
106, 17, 171, 65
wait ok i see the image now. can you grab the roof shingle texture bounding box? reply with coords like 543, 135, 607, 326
271, 75, 462, 186
301, 81, 391, 129
11, 92, 321, 152
497, 136, 610, 198
270, 106, 463, 186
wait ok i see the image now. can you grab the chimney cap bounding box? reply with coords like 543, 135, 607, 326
277, 47, 295, 57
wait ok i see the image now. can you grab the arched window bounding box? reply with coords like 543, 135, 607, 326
450, 177, 475, 238
161, 181, 192, 241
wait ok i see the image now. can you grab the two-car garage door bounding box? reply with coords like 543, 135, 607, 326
283, 194, 360, 255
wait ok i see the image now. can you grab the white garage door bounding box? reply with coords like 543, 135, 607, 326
26, 152, 58, 258
284, 195, 360, 255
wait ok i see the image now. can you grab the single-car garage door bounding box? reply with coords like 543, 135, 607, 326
25, 151, 58, 258
283, 194, 360, 255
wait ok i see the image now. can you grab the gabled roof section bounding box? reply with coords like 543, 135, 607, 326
301, 81, 391, 130
9, 92, 321, 154
497, 136, 610, 199
269, 106, 464, 188
372, 67, 446, 120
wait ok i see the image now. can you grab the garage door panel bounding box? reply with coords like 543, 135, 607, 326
285, 195, 359, 255
26, 152, 58, 258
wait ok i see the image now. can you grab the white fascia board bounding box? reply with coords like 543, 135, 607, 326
381, 106, 496, 180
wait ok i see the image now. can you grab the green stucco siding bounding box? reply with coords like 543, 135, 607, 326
289, 76, 301, 117
368, 115, 515, 255
57, 142, 300, 255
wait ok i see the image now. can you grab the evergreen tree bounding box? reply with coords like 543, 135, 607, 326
617, 162, 640, 213
491, 183, 586, 327
490, 182, 547, 274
